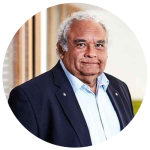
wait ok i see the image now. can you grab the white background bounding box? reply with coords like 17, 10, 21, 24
0, 0, 150, 150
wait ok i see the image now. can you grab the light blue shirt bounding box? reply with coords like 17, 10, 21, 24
60, 60, 120, 145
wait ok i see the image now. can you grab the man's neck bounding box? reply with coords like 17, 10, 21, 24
80, 77, 97, 94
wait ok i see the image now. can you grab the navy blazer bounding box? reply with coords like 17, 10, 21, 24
8, 61, 134, 147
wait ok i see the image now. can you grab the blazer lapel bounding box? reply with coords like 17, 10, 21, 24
106, 85, 129, 130
52, 62, 92, 147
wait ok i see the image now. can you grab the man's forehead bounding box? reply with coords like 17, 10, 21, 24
69, 21, 106, 35
67, 20, 107, 44
69, 19, 105, 32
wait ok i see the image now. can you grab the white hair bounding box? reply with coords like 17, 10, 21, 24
58, 10, 110, 51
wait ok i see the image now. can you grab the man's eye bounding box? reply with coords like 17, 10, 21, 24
77, 43, 86, 48
95, 44, 105, 50
95, 44, 103, 48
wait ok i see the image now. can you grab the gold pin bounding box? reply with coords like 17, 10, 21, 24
115, 93, 118, 96
63, 93, 66, 96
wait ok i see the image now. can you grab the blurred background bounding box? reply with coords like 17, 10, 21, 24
3, 3, 147, 115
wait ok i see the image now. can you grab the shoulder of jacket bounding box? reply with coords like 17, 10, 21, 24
104, 72, 127, 87
16, 70, 53, 89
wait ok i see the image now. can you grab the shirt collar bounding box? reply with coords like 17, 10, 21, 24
60, 60, 109, 93
60, 60, 83, 93
97, 73, 109, 91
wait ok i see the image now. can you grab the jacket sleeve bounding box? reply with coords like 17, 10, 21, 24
8, 87, 38, 136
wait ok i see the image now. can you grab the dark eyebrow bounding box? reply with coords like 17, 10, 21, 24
97, 40, 106, 44
74, 39, 86, 43
74, 39, 106, 44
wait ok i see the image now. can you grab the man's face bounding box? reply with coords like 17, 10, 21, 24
59, 20, 108, 83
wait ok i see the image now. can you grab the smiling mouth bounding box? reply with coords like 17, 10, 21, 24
81, 62, 100, 65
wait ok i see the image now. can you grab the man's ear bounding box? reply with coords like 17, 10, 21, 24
57, 42, 65, 60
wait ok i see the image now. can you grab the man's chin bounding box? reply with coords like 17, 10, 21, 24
80, 71, 101, 76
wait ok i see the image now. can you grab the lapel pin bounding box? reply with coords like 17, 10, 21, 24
63, 93, 66, 96
115, 93, 118, 96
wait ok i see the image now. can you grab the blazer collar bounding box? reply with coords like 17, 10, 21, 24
52, 61, 92, 147
106, 75, 129, 130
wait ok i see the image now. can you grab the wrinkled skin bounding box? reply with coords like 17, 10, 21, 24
57, 20, 108, 93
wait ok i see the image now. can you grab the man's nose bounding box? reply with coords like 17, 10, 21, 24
84, 44, 97, 58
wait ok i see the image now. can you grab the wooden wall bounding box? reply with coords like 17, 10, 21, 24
4, 4, 81, 98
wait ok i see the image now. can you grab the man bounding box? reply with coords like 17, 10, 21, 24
8, 11, 134, 147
